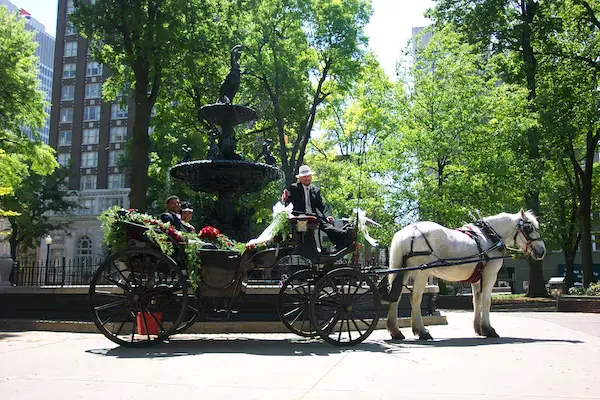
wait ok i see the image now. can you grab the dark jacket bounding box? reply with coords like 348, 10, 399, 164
284, 182, 331, 218
160, 211, 189, 232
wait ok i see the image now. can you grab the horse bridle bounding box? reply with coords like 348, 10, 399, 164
513, 219, 543, 253
475, 218, 542, 255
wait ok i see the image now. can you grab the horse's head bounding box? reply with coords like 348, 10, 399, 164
514, 209, 546, 260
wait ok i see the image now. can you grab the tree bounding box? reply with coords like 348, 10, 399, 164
1, 167, 75, 259
433, 0, 548, 296
0, 6, 57, 217
242, 0, 372, 184
540, 159, 580, 288
536, 0, 600, 286
71, 0, 196, 212
389, 26, 534, 230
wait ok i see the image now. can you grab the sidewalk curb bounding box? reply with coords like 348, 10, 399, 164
0, 315, 448, 334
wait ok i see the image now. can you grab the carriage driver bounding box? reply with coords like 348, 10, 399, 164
281, 165, 353, 251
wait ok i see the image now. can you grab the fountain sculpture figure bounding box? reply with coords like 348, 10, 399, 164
170, 45, 282, 241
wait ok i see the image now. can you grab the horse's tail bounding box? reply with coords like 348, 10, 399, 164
382, 230, 410, 302
388, 229, 407, 271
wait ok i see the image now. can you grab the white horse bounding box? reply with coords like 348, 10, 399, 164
386, 209, 546, 340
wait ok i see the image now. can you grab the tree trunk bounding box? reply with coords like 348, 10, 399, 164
129, 80, 153, 211
521, 0, 547, 297
8, 218, 18, 259
580, 129, 600, 287
579, 184, 594, 287
563, 251, 575, 289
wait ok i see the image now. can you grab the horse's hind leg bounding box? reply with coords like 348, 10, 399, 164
471, 281, 483, 335
386, 272, 405, 340
410, 273, 432, 340
480, 273, 500, 338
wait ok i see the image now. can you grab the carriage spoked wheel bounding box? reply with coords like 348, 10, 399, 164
277, 269, 320, 337
173, 290, 201, 334
309, 268, 380, 346
88, 248, 189, 347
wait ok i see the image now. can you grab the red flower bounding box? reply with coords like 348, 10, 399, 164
199, 226, 220, 239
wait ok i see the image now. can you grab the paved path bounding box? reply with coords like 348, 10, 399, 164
1, 311, 599, 400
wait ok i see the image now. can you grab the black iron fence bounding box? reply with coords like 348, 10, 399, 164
11, 258, 102, 287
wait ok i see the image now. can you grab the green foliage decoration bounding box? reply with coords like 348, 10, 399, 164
99, 206, 293, 289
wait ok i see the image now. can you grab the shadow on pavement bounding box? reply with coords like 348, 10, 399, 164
85, 336, 406, 358
387, 336, 583, 347
0, 332, 20, 340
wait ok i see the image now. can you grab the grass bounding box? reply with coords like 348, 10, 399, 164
492, 294, 554, 303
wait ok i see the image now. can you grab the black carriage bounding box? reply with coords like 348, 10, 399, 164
88, 212, 382, 347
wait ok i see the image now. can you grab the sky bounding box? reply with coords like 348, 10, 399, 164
8, 0, 434, 79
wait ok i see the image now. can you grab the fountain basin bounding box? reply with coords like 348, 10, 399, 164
201, 104, 258, 126
170, 160, 283, 195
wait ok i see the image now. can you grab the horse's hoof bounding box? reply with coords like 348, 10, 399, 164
483, 327, 499, 338
474, 323, 483, 336
418, 331, 433, 340
390, 331, 405, 340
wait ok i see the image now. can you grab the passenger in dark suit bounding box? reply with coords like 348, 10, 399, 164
160, 195, 190, 232
281, 165, 351, 250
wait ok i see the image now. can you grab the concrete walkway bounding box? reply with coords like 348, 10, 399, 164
1, 311, 599, 400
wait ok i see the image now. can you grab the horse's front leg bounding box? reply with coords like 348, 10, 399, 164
471, 281, 483, 335
386, 272, 405, 340
410, 274, 432, 340
480, 274, 499, 338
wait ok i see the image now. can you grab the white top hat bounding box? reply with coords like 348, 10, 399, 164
296, 165, 315, 178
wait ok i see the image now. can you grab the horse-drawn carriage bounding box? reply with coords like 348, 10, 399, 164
89, 210, 382, 347
89, 207, 546, 348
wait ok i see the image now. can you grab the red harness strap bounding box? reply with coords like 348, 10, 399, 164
455, 227, 486, 283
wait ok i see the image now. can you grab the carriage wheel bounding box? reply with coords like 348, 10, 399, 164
309, 268, 380, 346
173, 291, 201, 335
89, 248, 189, 347
277, 269, 320, 337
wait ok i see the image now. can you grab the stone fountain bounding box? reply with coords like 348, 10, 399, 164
170, 45, 282, 241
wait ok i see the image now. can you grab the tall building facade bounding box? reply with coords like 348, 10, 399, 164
0, 0, 55, 144
44, 0, 131, 267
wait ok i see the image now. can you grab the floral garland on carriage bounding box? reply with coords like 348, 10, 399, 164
98, 203, 294, 288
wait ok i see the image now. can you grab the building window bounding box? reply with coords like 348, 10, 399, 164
105, 197, 124, 208
76, 236, 93, 269
108, 173, 125, 189
108, 150, 124, 167
60, 107, 73, 123
61, 85, 75, 101
57, 153, 71, 166
65, 22, 76, 36
64, 41, 78, 57
80, 174, 97, 190
85, 83, 101, 99
86, 62, 102, 77
592, 232, 600, 251
58, 130, 72, 146
83, 105, 101, 121
66, 0, 75, 14
62, 63, 76, 79
109, 126, 127, 143
111, 104, 128, 119
82, 128, 99, 145
81, 152, 98, 168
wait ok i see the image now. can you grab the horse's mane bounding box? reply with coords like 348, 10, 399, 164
477, 209, 539, 230
522, 210, 540, 229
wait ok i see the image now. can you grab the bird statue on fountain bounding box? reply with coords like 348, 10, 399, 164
217, 45, 243, 105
